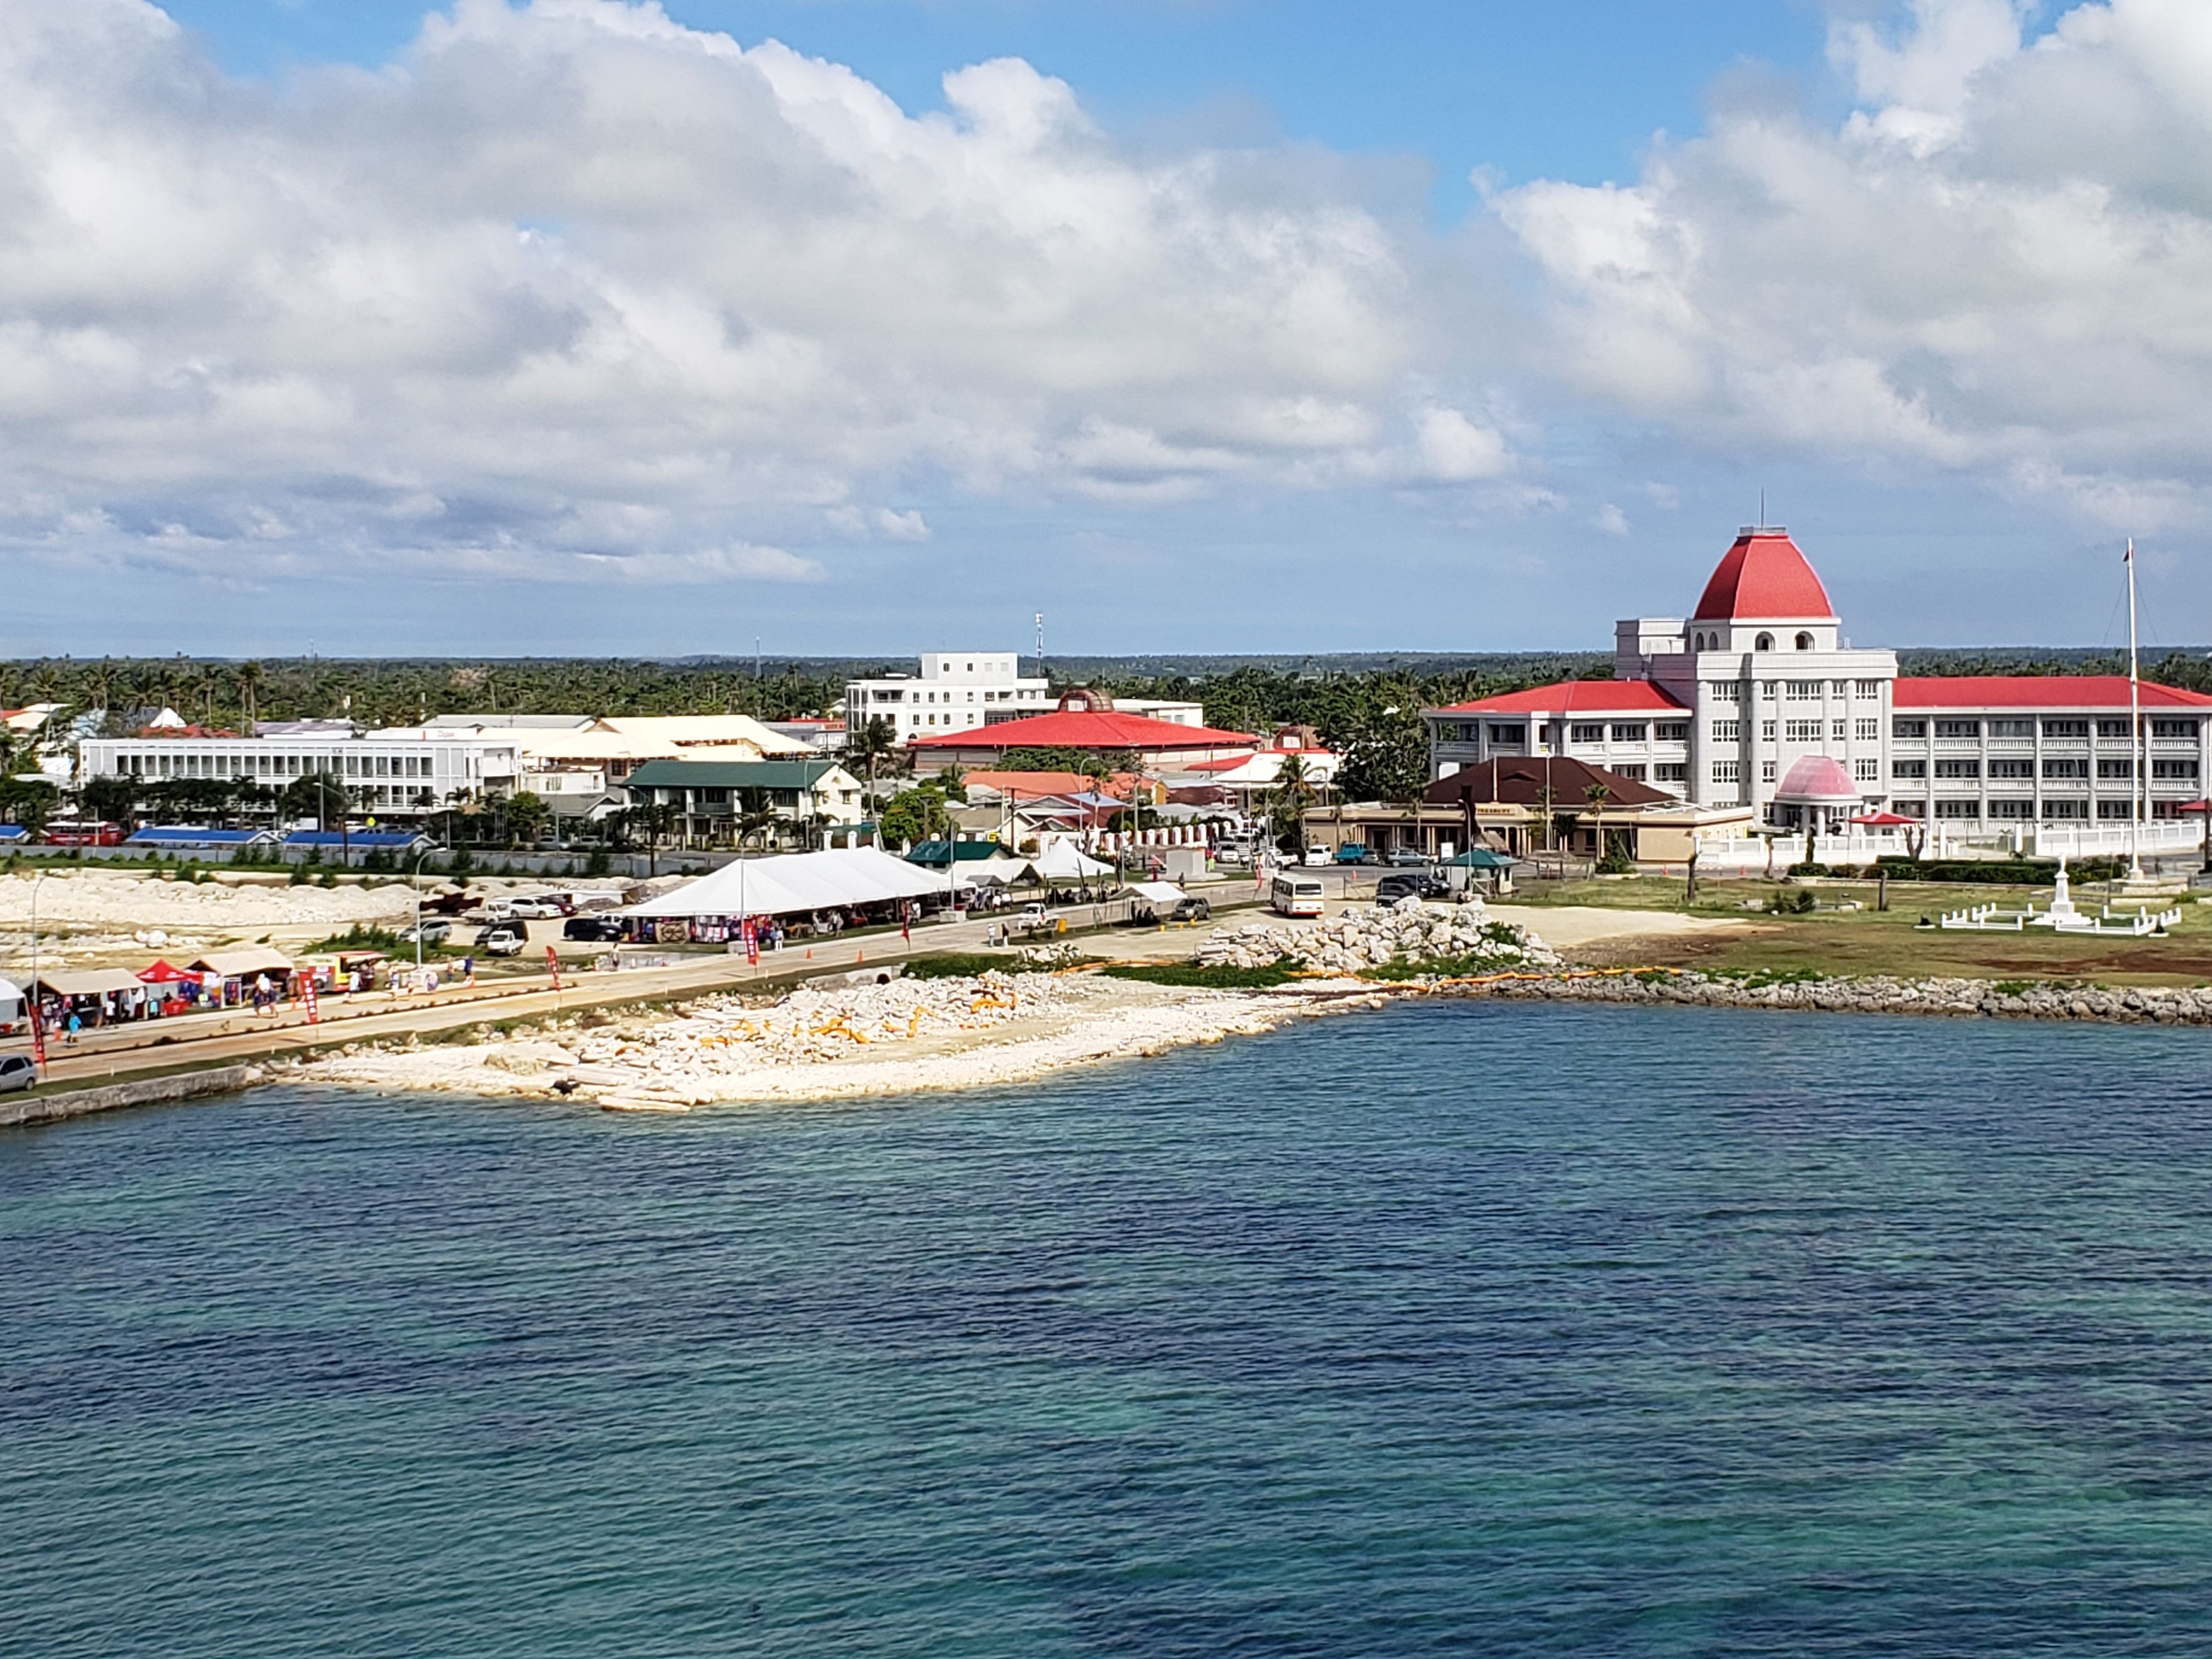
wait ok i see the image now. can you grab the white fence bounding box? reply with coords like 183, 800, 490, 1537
1692, 817, 2205, 871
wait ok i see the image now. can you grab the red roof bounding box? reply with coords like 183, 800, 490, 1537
1894, 676, 2212, 710
1431, 681, 1686, 715
1692, 530, 1835, 621
1775, 754, 1860, 804
911, 709, 1258, 751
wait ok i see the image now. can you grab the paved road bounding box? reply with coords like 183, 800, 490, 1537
10, 888, 1259, 1093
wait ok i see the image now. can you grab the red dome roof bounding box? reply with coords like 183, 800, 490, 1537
1774, 754, 1860, 805
1692, 529, 1836, 622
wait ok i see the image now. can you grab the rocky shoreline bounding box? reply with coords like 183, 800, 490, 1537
1427, 968, 2212, 1025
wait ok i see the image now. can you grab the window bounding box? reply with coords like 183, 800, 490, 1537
1610, 723, 1647, 742
1570, 723, 1606, 743
1786, 680, 1822, 699
1894, 719, 1928, 739
1707, 681, 1742, 702
1712, 760, 1740, 783
1654, 723, 1689, 742
1832, 680, 1849, 696
2097, 719, 2132, 738
1988, 799, 2035, 820
2153, 758, 2200, 779
1854, 758, 1879, 781
1487, 724, 1524, 745
1654, 763, 1686, 782
1893, 799, 1927, 819
1784, 720, 1823, 741
2097, 799, 2137, 820
2042, 719, 2089, 738
1761, 761, 1776, 782
1710, 720, 1741, 742
1934, 759, 1980, 778
1795, 631, 1814, 650
1754, 633, 1774, 651
1934, 799, 1980, 819
2152, 719, 2198, 739
2097, 758, 2134, 779
1855, 719, 1878, 741
1613, 764, 1647, 781
1761, 720, 1776, 741
1854, 679, 1882, 697
1760, 682, 1778, 699
1934, 719, 1981, 739
1988, 759, 2034, 779
1989, 719, 2034, 738
1832, 720, 1848, 740
2042, 758, 2087, 778
2041, 799, 2085, 820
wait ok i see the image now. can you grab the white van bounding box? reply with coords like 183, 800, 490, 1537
1270, 874, 1326, 918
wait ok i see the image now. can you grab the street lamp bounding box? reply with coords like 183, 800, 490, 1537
27, 868, 47, 1073
410, 846, 435, 977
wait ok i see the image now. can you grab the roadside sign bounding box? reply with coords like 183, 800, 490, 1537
742, 918, 760, 966
545, 946, 562, 991
301, 975, 320, 1025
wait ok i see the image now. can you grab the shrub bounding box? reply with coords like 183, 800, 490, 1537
1099, 960, 1302, 988
1874, 856, 2126, 884
901, 952, 1096, 979
584, 847, 611, 877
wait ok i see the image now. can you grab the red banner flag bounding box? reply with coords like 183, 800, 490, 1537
27, 997, 45, 1069
545, 946, 562, 990
301, 975, 320, 1025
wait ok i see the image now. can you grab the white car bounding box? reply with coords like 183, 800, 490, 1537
1301, 847, 1331, 866
0, 1053, 36, 1094
507, 896, 566, 919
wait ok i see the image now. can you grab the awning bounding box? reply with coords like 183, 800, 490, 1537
32, 968, 150, 997
137, 960, 205, 984
1125, 882, 1188, 906
1848, 810, 1922, 827
189, 947, 295, 978
1027, 841, 1114, 880
1440, 848, 1518, 868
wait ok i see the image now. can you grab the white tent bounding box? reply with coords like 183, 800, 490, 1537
624, 848, 950, 920
1028, 840, 1114, 881
0, 975, 21, 1026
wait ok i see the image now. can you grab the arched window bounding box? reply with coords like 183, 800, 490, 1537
1755, 632, 1774, 652
1693, 632, 1706, 651
1795, 631, 1814, 650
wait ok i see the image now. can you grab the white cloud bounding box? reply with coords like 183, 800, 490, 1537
1594, 503, 1629, 535
1410, 407, 1512, 482
0, 0, 1423, 579
1493, 0, 2212, 525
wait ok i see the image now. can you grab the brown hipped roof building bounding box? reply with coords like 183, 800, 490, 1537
1423, 756, 1673, 809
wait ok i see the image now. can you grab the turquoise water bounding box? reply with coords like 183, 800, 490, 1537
7, 1001, 2212, 1656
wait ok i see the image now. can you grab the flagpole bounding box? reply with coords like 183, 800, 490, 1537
2128, 538, 2143, 881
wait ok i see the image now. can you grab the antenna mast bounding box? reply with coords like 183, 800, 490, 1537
2128, 539, 2144, 879
1034, 612, 1045, 683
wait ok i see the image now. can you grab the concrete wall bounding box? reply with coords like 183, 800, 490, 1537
1, 1063, 263, 1130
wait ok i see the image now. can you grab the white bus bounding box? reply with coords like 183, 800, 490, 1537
1269, 874, 1325, 918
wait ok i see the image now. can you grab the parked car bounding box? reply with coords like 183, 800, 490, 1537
475, 921, 528, 955
1383, 849, 1432, 867
507, 895, 567, 919
1301, 847, 1331, 866
563, 915, 625, 943
0, 1054, 36, 1094
1375, 873, 1451, 906
1214, 845, 1250, 868
1334, 843, 1375, 865
1170, 896, 1212, 923
399, 918, 453, 946
468, 898, 518, 924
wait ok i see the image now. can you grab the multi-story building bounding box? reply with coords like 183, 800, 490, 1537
1425, 526, 2212, 832
844, 653, 1053, 745
80, 730, 521, 817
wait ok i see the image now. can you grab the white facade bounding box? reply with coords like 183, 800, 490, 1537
1425, 527, 2210, 833
81, 732, 521, 816
844, 652, 1053, 744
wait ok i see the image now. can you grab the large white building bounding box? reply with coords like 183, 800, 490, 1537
80, 729, 522, 817
1426, 526, 2211, 830
844, 653, 1054, 744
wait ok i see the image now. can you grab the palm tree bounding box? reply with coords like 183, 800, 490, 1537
1267, 753, 1317, 855
734, 787, 781, 851
846, 714, 900, 812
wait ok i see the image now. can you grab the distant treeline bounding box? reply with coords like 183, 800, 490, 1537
7, 648, 2210, 808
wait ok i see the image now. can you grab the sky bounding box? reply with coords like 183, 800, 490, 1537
4, 0, 2208, 659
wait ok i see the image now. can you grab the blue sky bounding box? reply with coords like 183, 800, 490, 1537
3, 1, 2203, 659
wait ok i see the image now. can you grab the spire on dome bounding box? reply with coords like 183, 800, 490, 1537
1691, 527, 1836, 622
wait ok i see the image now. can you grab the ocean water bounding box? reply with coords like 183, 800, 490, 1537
7, 1001, 2212, 1657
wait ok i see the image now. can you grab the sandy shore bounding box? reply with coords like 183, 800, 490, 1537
1483, 904, 1756, 950
306, 970, 1380, 1110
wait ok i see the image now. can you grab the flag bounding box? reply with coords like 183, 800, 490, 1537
545, 945, 562, 990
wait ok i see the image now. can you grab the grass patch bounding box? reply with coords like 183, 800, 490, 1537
1363, 951, 1523, 981
1099, 960, 1303, 989
301, 923, 413, 954
901, 952, 1101, 979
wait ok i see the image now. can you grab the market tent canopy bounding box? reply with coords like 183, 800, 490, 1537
1849, 810, 1923, 827
1124, 882, 1189, 906
0, 975, 21, 1011
31, 968, 149, 997
1026, 841, 1114, 880
137, 960, 204, 984
190, 947, 295, 979
624, 848, 949, 920
1440, 848, 1519, 868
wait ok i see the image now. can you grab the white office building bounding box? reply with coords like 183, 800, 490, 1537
1425, 526, 2212, 831
81, 730, 522, 816
844, 652, 1054, 744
